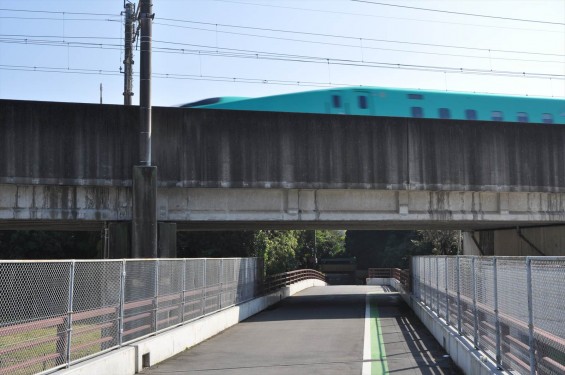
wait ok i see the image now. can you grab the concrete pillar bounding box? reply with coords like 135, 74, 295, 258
132, 166, 157, 258
158, 222, 177, 258
106, 222, 131, 258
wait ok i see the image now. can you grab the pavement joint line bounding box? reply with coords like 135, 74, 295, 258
362, 291, 390, 375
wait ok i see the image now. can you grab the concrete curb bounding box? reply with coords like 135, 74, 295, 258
55, 279, 326, 375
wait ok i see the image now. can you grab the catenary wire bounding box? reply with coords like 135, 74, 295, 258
154, 20, 565, 58
351, 0, 565, 26
212, 0, 563, 33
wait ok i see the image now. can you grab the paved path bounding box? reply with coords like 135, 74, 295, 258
141, 286, 461, 375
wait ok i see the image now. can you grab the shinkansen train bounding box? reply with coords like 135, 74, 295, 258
181, 87, 565, 124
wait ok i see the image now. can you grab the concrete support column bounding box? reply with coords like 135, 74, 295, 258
106, 222, 131, 258
132, 166, 157, 258
158, 222, 177, 258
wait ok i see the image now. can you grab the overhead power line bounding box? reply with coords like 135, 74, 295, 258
2, 64, 563, 99
3, 33, 562, 65
0, 8, 121, 18
212, 0, 563, 33
155, 20, 565, 58
351, 1, 565, 26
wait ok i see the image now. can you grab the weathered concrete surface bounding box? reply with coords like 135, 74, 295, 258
2, 99, 565, 192
1, 99, 564, 233
464, 226, 565, 256
1, 185, 565, 229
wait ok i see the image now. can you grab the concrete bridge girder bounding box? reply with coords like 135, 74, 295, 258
1, 184, 564, 229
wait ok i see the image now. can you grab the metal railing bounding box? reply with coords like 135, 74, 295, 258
368, 268, 410, 290
262, 269, 326, 294
412, 256, 565, 375
0, 258, 260, 375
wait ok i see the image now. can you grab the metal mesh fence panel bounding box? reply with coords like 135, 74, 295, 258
498, 258, 530, 374
531, 259, 565, 375
204, 259, 222, 314
183, 259, 205, 321
0, 262, 71, 375
157, 260, 183, 331
475, 258, 497, 361
0, 258, 260, 375
446, 257, 458, 328
70, 261, 122, 362
123, 261, 157, 344
437, 257, 447, 320
458, 257, 474, 338
221, 259, 237, 308
412, 256, 565, 375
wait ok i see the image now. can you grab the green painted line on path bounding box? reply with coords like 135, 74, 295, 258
370, 294, 389, 375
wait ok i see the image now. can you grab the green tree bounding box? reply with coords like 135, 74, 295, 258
253, 230, 300, 275
411, 230, 461, 255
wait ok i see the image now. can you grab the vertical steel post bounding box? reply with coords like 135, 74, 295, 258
118, 260, 126, 346
457, 256, 462, 334
436, 256, 440, 316
65, 261, 76, 367
181, 259, 186, 323
153, 260, 159, 333
472, 257, 479, 348
493, 257, 501, 368
220, 258, 224, 309
203, 259, 207, 315
445, 256, 450, 325
526, 257, 536, 375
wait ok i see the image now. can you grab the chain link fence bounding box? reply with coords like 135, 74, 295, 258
0, 258, 261, 375
412, 256, 565, 375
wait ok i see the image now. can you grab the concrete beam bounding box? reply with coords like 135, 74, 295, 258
2, 184, 564, 230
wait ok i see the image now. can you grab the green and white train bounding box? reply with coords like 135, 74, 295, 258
182, 87, 565, 124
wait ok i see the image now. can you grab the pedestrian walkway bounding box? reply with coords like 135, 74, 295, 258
141, 286, 461, 374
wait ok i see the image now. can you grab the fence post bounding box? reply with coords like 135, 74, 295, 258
445, 256, 449, 325
65, 261, 76, 367
472, 257, 479, 348
493, 257, 501, 368
153, 260, 159, 333
456, 256, 462, 334
203, 259, 207, 315
220, 258, 224, 309
526, 257, 536, 375
118, 260, 126, 346
181, 259, 186, 323
436, 256, 440, 316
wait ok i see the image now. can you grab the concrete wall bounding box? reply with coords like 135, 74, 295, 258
463, 226, 565, 256
2, 99, 565, 192
55, 279, 326, 375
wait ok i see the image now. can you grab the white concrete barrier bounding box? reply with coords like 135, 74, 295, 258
55, 279, 326, 375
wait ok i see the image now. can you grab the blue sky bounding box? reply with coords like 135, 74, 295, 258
0, 0, 564, 106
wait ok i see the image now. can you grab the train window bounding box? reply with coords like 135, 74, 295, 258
332, 95, 341, 108
411, 107, 424, 118
358, 95, 368, 109
542, 113, 554, 124
491, 111, 504, 121
517, 112, 529, 122
438, 108, 451, 119
408, 94, 424, 100
465, 109, 478, 120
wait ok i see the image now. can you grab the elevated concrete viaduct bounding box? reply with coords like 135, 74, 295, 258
1, 99, 564, 256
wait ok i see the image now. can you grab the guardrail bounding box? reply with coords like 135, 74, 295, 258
0, 258, 260, 375
412, 256, 565, 375
368, 268, 410, 290
262, 269, 326, 294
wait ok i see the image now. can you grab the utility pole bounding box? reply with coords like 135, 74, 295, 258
139, 0, 153, 166
132, 0, 157, 259
123, 1, 135, 105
